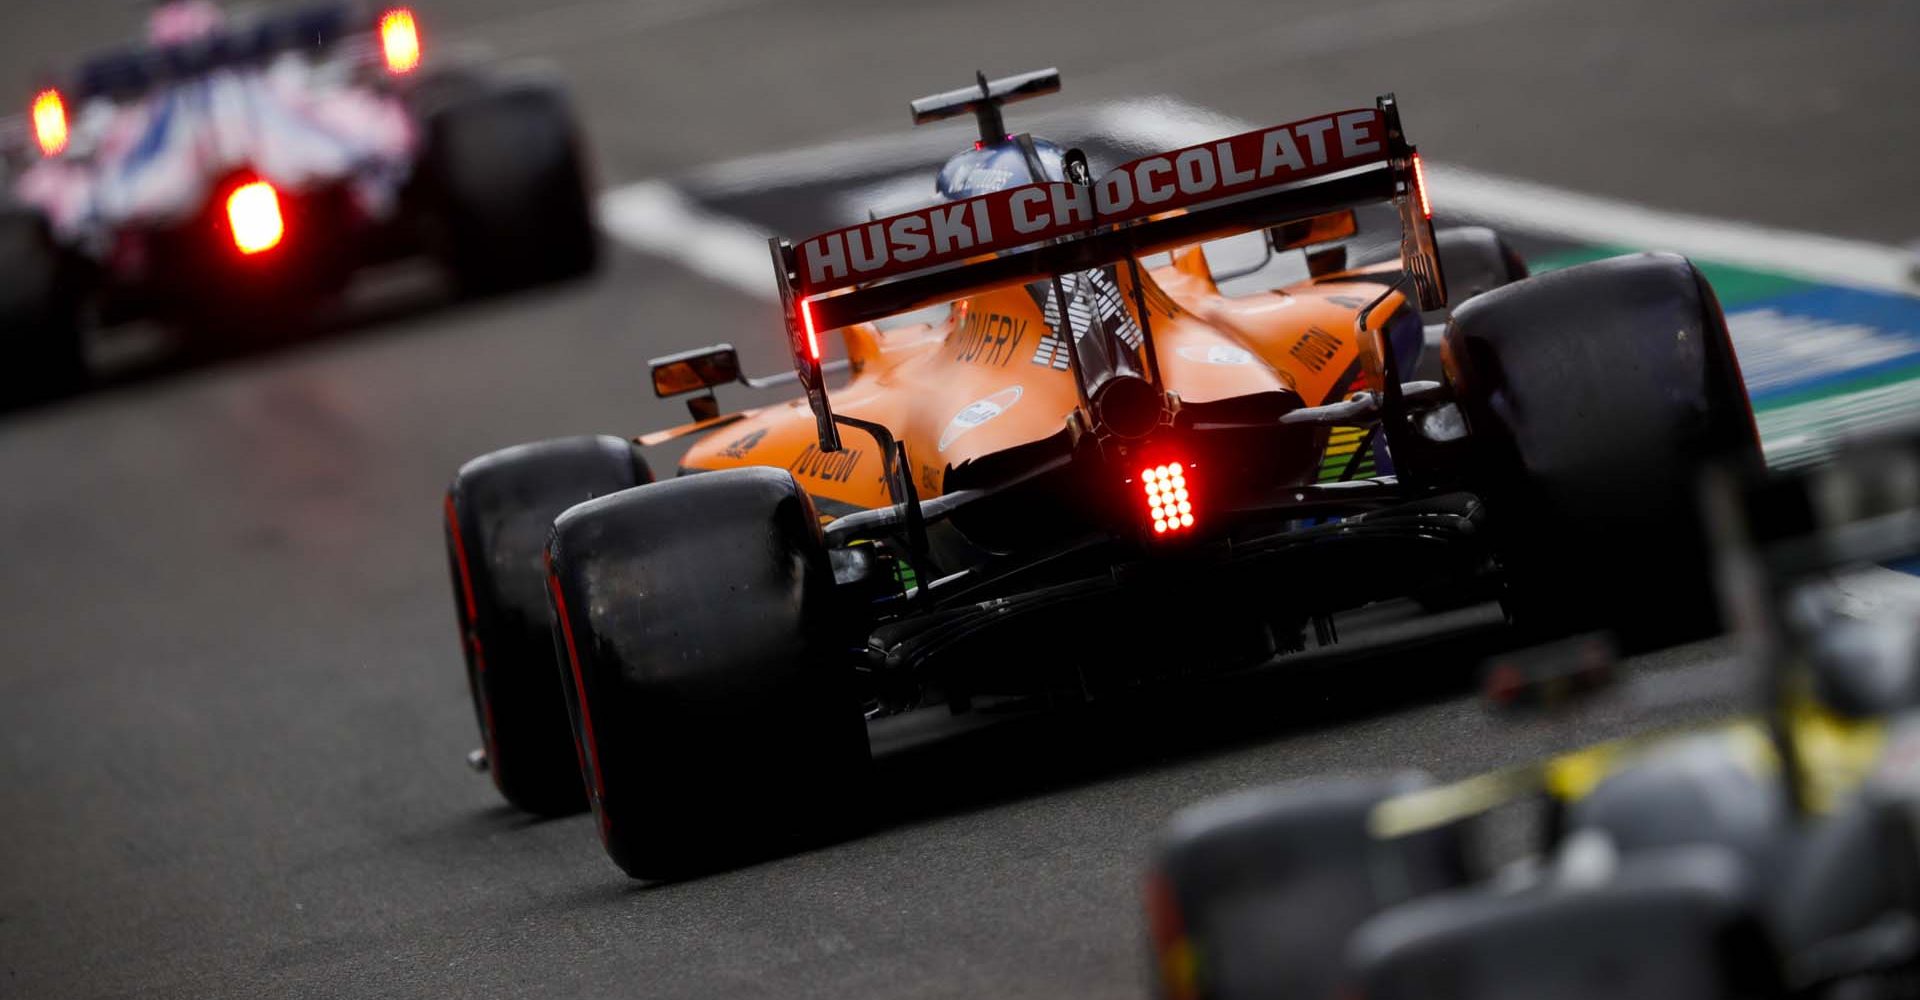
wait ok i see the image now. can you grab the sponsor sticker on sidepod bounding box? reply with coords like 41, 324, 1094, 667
940, 386, 1023, 451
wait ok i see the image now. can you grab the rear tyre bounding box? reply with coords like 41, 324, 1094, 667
1444, 252, 1762, 649
546, 467, 871, 880
0, 210, 85, 408
1145, 773, 1470, 1000
1409, 227, 1526, 382
1436, 225, 1528, 306
1350, 847, 1782, 1000
417, 77, 599, 296
445, 435, 653, 816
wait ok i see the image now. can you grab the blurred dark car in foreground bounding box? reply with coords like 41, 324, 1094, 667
1147, 427, 1920, 1000
0, 1, 598, 405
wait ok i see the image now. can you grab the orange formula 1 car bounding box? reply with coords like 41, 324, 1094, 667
442, 70, 1761, 878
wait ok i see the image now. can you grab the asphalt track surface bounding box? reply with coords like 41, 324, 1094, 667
4, 2, 1919, 997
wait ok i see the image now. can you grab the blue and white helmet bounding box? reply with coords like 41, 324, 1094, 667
934, 136, 1068, 201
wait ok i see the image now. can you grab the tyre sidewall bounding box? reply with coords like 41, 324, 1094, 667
415, 76, 598, 294
548, 467, 870, 879
446, 435, 651, 815
1435, 225, 1528, 307
1444, 253, 1761, 646
0, 210, 86, 407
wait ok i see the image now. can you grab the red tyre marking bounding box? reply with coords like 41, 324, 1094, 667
445, 493, 499, 770
548, 568, 610, 839
443, 493, 480, 621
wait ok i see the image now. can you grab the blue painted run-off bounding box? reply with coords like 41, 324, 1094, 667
1729, 285, 1920, 405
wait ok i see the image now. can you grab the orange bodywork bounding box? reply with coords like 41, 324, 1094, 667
681, 248, 1405, 515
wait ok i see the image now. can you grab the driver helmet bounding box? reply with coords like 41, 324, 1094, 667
935, 136, 1068, 202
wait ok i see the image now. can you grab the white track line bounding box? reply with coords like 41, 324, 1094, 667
596, 95, 1920, 298
598, 180, 777, 299
688, 100, 1166, 198
1429, 165, 1918, 294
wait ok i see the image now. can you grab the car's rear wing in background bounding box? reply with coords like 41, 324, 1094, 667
768, 93, 1443, 452
60, 3, 387, 103
910, 67, 1061, 144
2, 3, 423, 169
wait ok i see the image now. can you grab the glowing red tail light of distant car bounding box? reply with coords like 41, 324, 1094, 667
1141, 462, 1195, 536
380, 8, 421, 75
32, 89, 67, 157
226, 181, 285, 255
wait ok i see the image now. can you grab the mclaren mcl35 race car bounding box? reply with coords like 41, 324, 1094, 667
1144, 426, 1920, 1000
1, 0, 597, 405
442, 70, 1761, 879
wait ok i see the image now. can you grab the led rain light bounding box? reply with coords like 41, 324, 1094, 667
1411, 152, 1432, 220
227, 181, 285, 255
800, 298, 821, 361
1140, 462, 1195, 536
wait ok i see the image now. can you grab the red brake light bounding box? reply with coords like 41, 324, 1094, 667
32, 89, 68, 157
226, 181, 285, 255
1411, 152, 1432, 220
800, 298, 821, 362
1141, 462, 1195, 535
380, 8, 421, 75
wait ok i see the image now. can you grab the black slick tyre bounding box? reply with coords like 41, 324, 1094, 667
1145, 773, 1469, 1000
1402, 226, 1525, 382
546, 467, 870, 880
0, 209, 85, 408
445, 435, 652, 816
417, 77, 598, 295
1443, 252, 1763, 648
1435, 225, 1528, 306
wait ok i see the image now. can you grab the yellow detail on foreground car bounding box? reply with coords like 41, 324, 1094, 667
1145, 428, 1920, 1000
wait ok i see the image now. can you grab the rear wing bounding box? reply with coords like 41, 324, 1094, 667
910, 68, 1060, 144
10, 1, 413, 128
4, 3, 421, 167
60, 5, 360, 101
77, 3, 394, 102
768, 93, 1442, 451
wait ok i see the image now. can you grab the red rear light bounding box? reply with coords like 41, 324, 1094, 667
32, 89, 68, 157
1411, 152, 1432, 220
380, 8, 421, 75
1141, 461, 1195, 535
226, 181, 285, 255
800, 298, 821, 362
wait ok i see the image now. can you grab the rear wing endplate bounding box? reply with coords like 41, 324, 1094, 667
770, 93, 1443, 452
